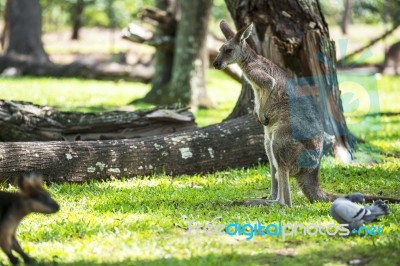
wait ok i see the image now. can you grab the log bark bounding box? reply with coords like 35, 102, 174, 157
0, 114, 266, 182
0, 100, 196, 141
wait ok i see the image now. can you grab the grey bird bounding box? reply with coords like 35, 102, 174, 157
330, 193, 390, 230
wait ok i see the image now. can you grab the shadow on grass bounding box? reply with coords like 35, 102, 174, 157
32, 242, 400, 266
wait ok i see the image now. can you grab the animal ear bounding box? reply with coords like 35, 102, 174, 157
235, 23, 253, 43
220, 20, 235, 40
18, 173, 43, 192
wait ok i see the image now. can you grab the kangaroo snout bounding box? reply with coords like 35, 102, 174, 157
43, 199, 60, 214
213, 60, 223, 69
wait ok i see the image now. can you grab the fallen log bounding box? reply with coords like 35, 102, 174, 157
0, 100, 196, 141
0, 55, 153, 82
0, 114, 266, 182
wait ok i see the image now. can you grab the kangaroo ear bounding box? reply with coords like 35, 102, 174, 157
220, 20, 235, 40
18, 173, 43, 192
235, 23, 253, 43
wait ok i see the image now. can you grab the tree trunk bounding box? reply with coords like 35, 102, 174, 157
0, 114, 265, 182
137, 0, 214, 109
139, 0, 177, 105
71, 0, 85, 40
224, 80, 254, 120
3, 0, 49, 63
166, 0, 213, 106
341, 0, 353, 35
224, 0, 353, 162
0, 100, 196, 141
0, 0, 10, 49
123, 23, 242, 82
190, 32, 214, 109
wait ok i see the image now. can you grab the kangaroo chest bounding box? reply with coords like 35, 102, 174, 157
244, 74, 277, 125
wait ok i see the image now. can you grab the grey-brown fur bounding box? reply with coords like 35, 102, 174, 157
213, 20, 336, 207
0, 174, 59, 265
380, 41, 400, 75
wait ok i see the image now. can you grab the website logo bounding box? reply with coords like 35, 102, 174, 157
187, 220, 384, 241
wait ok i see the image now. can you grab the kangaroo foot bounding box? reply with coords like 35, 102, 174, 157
233, 198, 285, 206
268, 199, 292, 207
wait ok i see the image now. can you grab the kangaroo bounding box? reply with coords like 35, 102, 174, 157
380, 41, 400, 75
213, 20, 335, 207
213, 20, 400, 207
0, 174, 60, 265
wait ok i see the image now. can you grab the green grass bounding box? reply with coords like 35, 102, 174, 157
0, 70, 240, 126
341, 74, 400, 157
0, 73, 400, 265
0, 77, 151, 112
0, 163, 399, 265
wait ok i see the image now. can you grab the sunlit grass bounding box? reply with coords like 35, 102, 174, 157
0, 73, 400, 265
341, 74, 400, 156
0, 162, 399, 265
0, 77, 151, 112
0, 69, 239, 125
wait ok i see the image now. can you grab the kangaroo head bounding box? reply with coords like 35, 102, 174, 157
213, 20, 253, 70
18, 173, 60, 214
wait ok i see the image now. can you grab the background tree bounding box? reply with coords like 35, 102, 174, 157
167, 0, 213, 108
2, 0, 49, 63
224, 0, 353, 162
138, 0, 178, 105
341, 0, 354, 34
70, 0, 86, 40
341, 0, 400, 63
137, 0, 214, 109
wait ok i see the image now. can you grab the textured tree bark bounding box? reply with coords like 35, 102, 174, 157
224, 0, 353, 161
3, 0, 49, 63
166, 0, 213, 106
0, 100, 196, 141
138, 0, 177, 104
134, 0, 214, 108
0, 114, 266, 182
